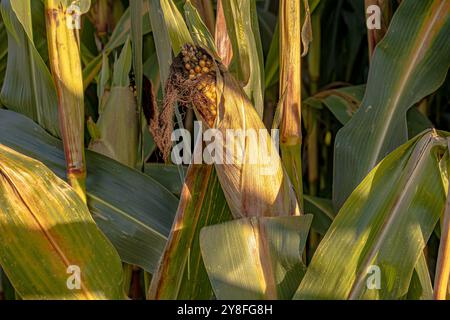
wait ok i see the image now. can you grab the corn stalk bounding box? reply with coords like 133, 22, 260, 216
45, 0, 87, 202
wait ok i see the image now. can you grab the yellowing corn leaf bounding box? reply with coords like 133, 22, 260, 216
0, 0, 60, 137
0, 144, 124, 299
148, 164, 233, 299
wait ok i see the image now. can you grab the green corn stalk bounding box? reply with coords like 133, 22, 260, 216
45, 0, 88, 202
279, 0, 306, 212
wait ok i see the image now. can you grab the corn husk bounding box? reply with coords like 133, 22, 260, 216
212, 70, 300, 218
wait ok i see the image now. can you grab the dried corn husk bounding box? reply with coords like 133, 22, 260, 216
214, 70, 300, 218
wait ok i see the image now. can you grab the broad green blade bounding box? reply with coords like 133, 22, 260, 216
0, 144, 124, 299
0, 109, 178, 273
89, 40, 137, 168
104, 3, 152, 53
304, 195, 334, 235
144, 163, 185, 195
89, 86, 138, 168
221, 0, 264, 117
112, 37, 132, 87
147, 0, 172, 85
148, 165, 233, 300
0, 0, 59, 137
304, 84, 433, 138
83, 3, 152, 89
201, 215, 313, 300
333, 0, 450, 208
295, 131, 448, 299
82, 54, 103, 91
184, 1, 217, 56
406, 252, 433, 300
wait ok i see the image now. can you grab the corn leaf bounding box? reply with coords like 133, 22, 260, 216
104, 4, 151, 53
304, 85, 433, 138
0, 109, 178, 273
148, 165, 233, 299
89, 87, 138, 168
147, 0, 172, 85
333, 0, 450, 208
159, 0, 193, 55
0, 0, 59, 137
200, 215, 313, 299
144, 163, 185, 196
295, 130, 449, 299
184, 1, 217, 57
83, 3, 152, 88
304, 195, 334, 235
0, 144, 124, 299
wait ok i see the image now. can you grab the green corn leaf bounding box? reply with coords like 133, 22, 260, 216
147, 0, 172, 85
112, 37, 132, 87
0, 0, 59, 137
0, 144, 124, 299
0, 109, 178, 273
89, 87, 138, 168
295, 130, 449, 299
304, 195, 334, 235
83, 3, 152, 89
159, 0, 193, 55
148, 165, 233, 300
304, 85, 433, 138
144, 163, 185, 196
104, 4, 151, 53
333, 0, 450, 208
184, 1, 217, 56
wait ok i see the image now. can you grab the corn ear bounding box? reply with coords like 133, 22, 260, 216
214, 70, 300, 218
45, 0, 87, 202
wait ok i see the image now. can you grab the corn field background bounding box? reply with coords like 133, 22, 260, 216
0, 0, 449, 300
